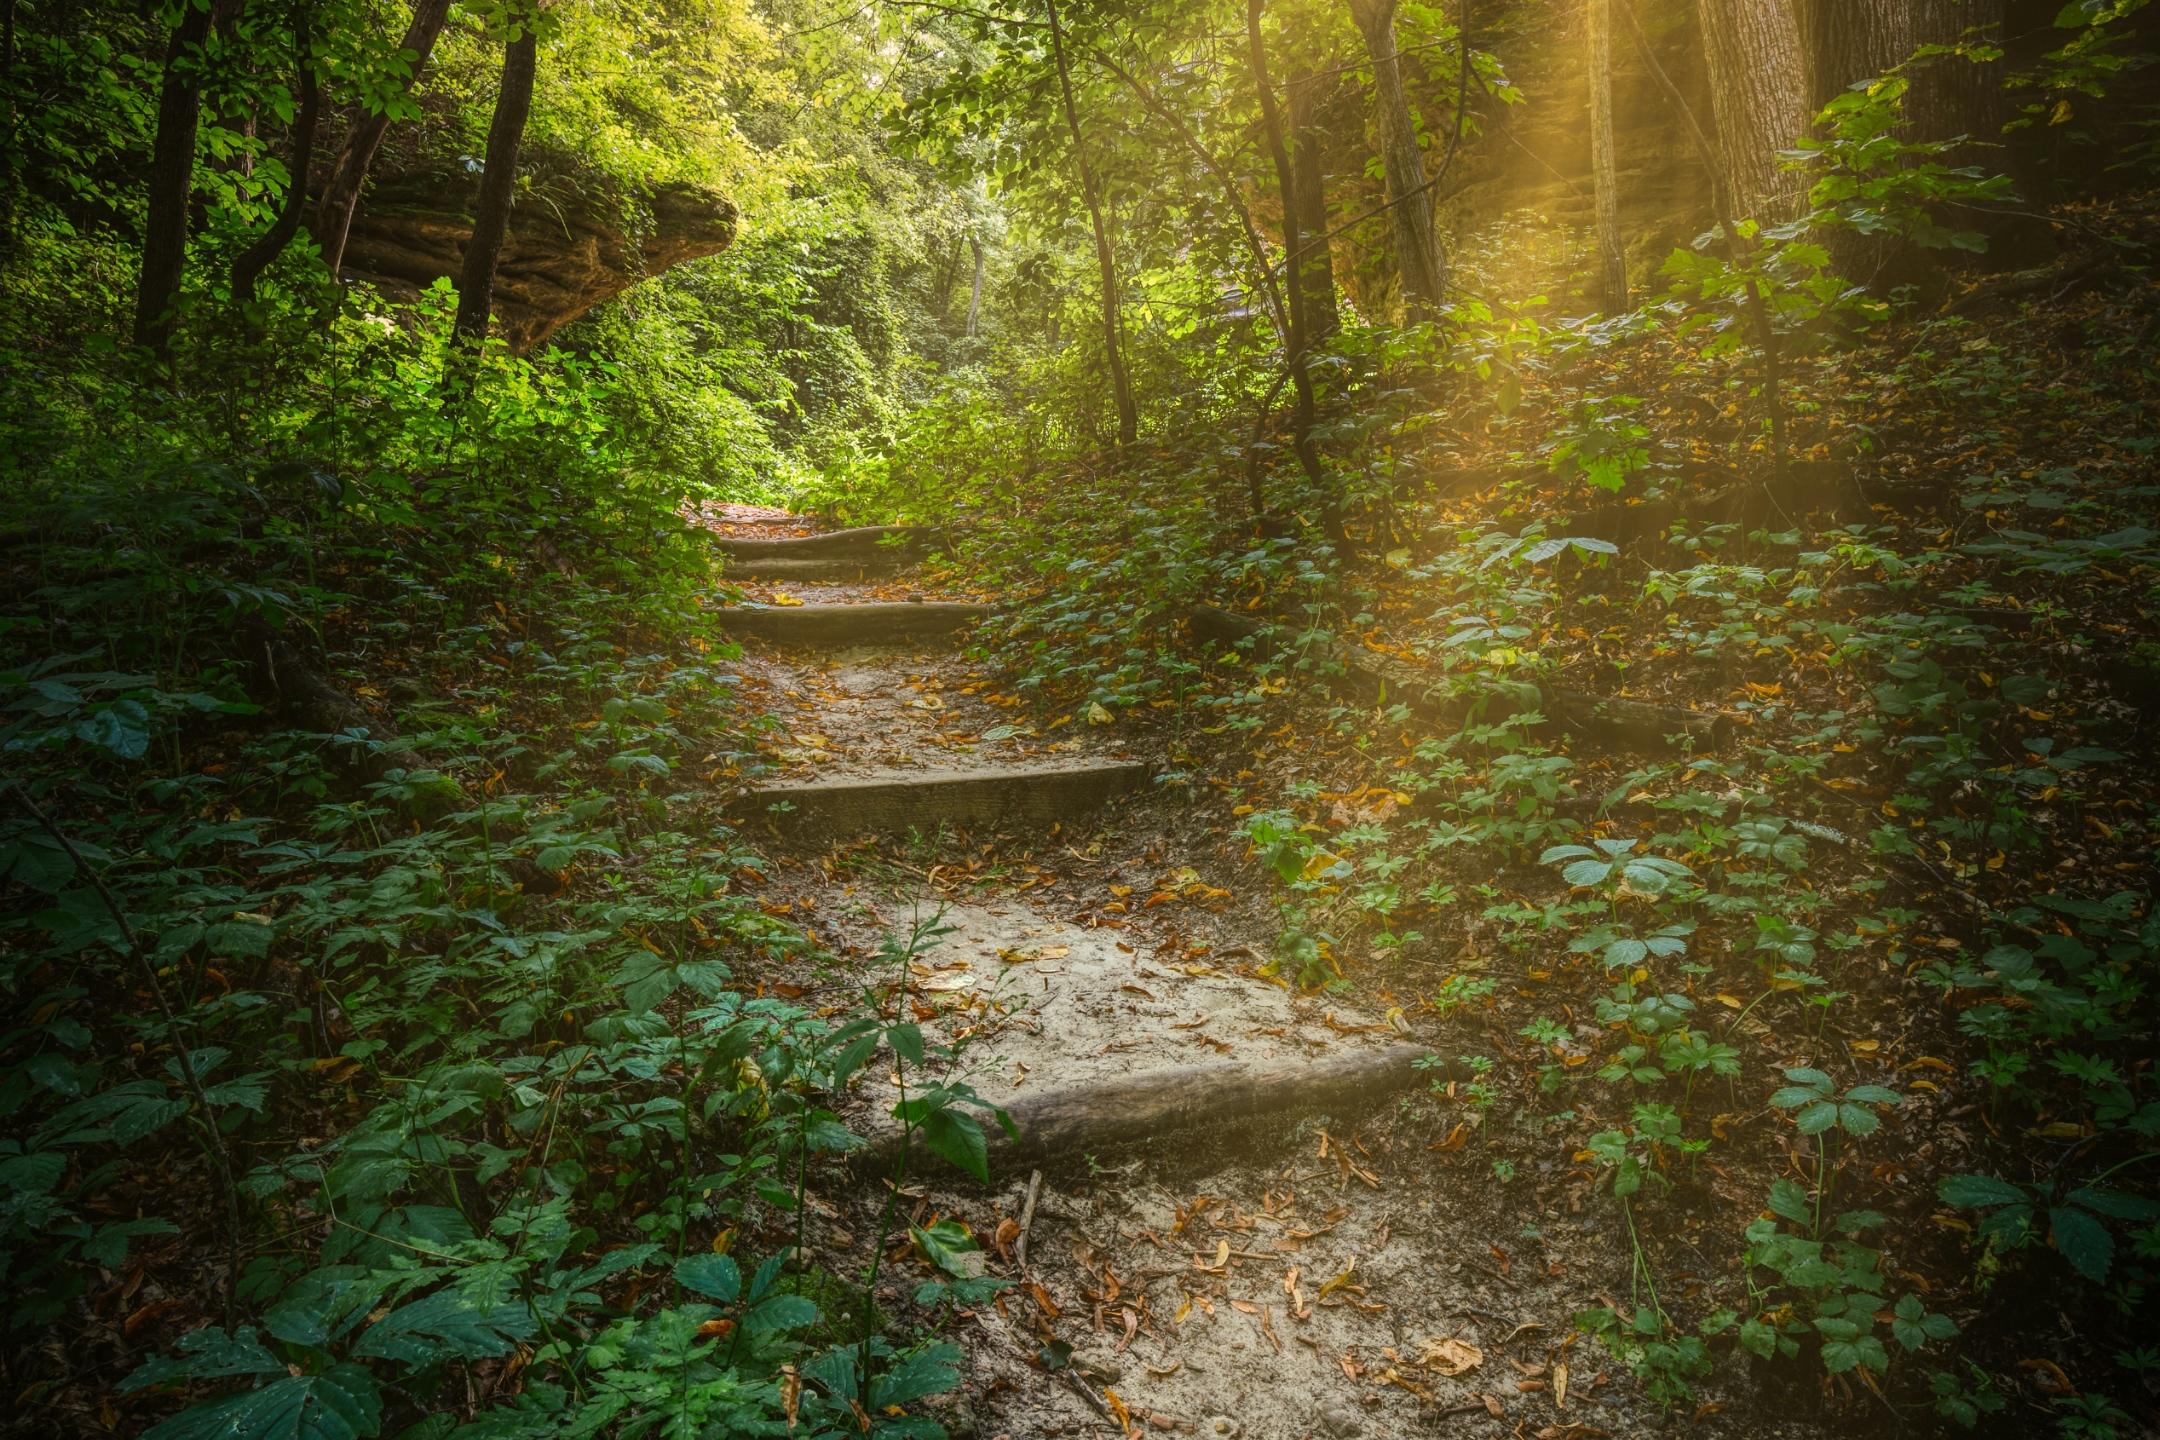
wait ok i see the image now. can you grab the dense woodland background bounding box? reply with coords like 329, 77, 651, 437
4, 0, 2160, 1435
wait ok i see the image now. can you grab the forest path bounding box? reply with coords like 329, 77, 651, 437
705, 516, 1625, 1440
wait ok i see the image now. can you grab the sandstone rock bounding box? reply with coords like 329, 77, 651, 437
340, 172, 736, 352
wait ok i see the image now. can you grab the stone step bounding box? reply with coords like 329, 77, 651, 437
720, 555, 910, 583
709, 523, 932, 561
731, 759, 1153, 840
723, 601, 987, 647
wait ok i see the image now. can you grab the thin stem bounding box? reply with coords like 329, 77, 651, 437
6, 782, 244, 1328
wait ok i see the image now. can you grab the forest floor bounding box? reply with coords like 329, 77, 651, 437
702, 523, 1839, 1440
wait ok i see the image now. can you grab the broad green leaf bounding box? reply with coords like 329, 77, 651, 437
2049, 1205, 2113, 1283
1936, 1174, 2029, 1210
675, 1253, 741, 1302
140, 1365, 381, 1440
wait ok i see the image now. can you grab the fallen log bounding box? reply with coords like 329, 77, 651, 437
1190, 605, 1729, 751
853, 1044, 1441, 1179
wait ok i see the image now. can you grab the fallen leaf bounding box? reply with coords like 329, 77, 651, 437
1419, 1335, 1484, 1376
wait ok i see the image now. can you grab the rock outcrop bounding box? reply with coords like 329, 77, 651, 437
339, 173, 737, 352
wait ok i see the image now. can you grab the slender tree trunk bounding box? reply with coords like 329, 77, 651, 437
312, 0, 453, 276
132, 0, 218, 355
1587, 0, 1627, 311
964, 234, 984, 337
1083, 43, 1286, 340
1044, 0, 1137, 448
1287, 68, 1341, 341
1694, 0, 1810, 220
453, 27, 537, 344
1247, 0, 1327, 525
1346, 0, 1445, 315
231, 16, 319, 306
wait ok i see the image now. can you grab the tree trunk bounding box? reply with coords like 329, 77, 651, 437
1694, 0, 1810, 220
1083, 43, 1287, 341
1793, 0, 2024, 279
311, 0, 453, 276
231, 16, 320, 306
1287, 67, 1341, 341
1796, 0, 2005, 142
1044, 0, 1137, 447
1346, 0, 1445, 315
964, 234, 984, 337
453, 27, 538, 345
1621, 0, 1787, 480
1587, 0, 1627, 310
132, 0, 218, 355
1247, 0, 1328, 520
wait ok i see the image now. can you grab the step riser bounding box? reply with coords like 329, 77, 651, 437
732, 763, 1152, 840
722, 556, 910, 582
710, 524, 931, 561
724, 603, 987, 647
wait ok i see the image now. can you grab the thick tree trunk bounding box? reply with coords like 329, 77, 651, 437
1622, 0, 1787, 478
1793, 0, 2025, 279
1346, 0, 1446, 315
1045, 0, 1137, 447
1694, 0, 1810, 220
1796, 0, 2006, 144
1287, 68, 1341, 341
453, 28, 538, 344
312, 0, 453, 277
230, 19, 320, 306
1587, 0, 1627, 310
1247, 0, 1328, 519
132, 0, 217, 355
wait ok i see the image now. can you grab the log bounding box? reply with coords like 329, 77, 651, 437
852, 1044, 1441, 1179
708, 524, 938, 561
1190, 605, 1730, 750
731, 759, 1153, 841
722, 600, 987, 647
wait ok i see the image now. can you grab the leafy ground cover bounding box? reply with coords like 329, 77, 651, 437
7, 1, 2160, 1436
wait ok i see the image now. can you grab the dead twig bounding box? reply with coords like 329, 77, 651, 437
1016, 1167, 1044, 1272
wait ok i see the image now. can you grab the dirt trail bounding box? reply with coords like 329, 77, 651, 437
709, 521, 1688, 1440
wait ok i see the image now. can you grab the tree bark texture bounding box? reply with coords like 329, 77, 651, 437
1796, 0, 2006, 146
1794, 0, 2022, 278
453, 27, 538, 344
1694, 0, 1810, 220
1622, 0, 1787, 476
132, 0, 217, 354
230, 17, 320, 305
1347, 0, 1447, 314
1587, 0, 1627, 310
1247, 0, 1326, 511
313, 0, 453, 276
1045, 0, 1137, 447
1287, 68, 1341, 340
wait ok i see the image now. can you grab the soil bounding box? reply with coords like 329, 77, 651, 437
707, 521, 1859, 1440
